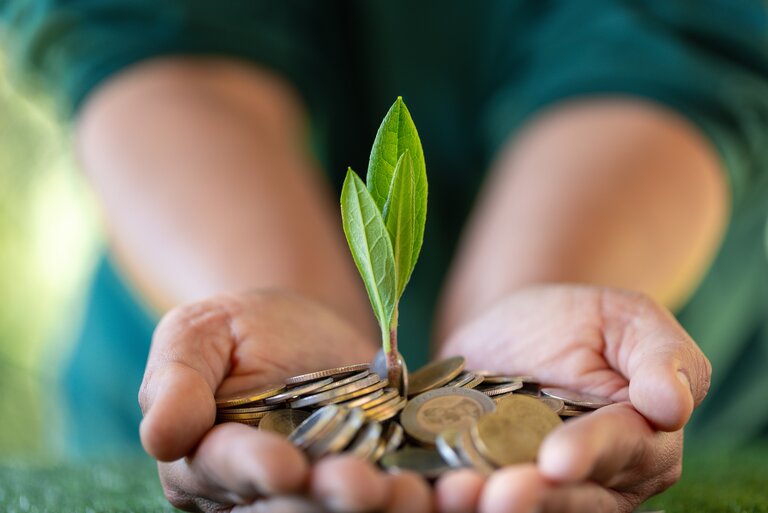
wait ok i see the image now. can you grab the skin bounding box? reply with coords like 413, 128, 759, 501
75, 57, 725, 512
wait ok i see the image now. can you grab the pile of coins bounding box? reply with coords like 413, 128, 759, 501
214, 355, 613, 478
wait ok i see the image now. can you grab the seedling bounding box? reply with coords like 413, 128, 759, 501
341, 97, 428, 388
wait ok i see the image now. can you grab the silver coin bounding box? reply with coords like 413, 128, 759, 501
339, 388, 385, 409
371, 348, 409, 397
312, 370, 371, 393
401, 388, 496, 445
285, 363, 370, 386
346, 421, 383, 460
481, 381, 524, 397
538, 397, 565, 415
306, 407, 366, 460
264, 377, 334, 405
435, 429, 466, 469
383, 422, 405, 454
288, 404, 345, 448
541, 387, 613, 409
455, 426, 495, 476
380, 447, 451, 479
289, 374, 381, 409
445, 372, 476, 388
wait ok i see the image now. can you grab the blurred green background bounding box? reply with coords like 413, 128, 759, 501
0, 55, 99, 459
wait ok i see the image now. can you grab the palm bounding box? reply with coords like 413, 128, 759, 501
439, 286, 631, 404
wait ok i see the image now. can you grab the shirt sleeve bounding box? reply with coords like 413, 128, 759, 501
0, 0, 345, 121
479, 0, 768, 207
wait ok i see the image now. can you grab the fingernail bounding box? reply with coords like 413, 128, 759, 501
677, 370, 692, 394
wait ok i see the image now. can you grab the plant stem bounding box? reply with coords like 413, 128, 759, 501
386, 308, 402, 390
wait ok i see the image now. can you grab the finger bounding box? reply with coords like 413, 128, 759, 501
309, 454, 390, 512
601, 290, 712, 431
161, 423, 309, 507
232, 496, 328, 513
140, 301, 235, 461
478, 465, 546, 513
435, 469, 485, 513
538, 402, 681, 495
385, 471, 433, 513
540, 481, 624, 513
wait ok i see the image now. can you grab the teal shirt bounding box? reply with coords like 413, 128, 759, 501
2, 0, 768, 454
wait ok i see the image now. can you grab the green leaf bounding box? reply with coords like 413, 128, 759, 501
382, 150, 425, 300
367, 97, 427, 217
341, 168, 397, 339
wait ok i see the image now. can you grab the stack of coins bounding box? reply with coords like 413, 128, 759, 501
213, 355, 614, 478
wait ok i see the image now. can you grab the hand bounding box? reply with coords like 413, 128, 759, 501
139, 290, 432, 512
434, 285, 711, 513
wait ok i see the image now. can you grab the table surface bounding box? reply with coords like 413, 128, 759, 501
1, 443, 766, 512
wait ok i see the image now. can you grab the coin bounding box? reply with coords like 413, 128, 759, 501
371, 349, 409, 396
480, 381, 523, 397
461, 374, 485, 389
435, 429, 465, 469
360, 388, 400, 410
259, 409, 311, 436
289, 374, 381, 409
306, 407, 366, 459
476, 374, 536, 384
312, 370, 371, 393
408, 357, 465, 397
455, 427, 495, 476
383, 422, 404, 454
380, 447, 451, 479
401, 388, 495, 445
538, 397, 565, 415
368, 397, 407, 422
473, 395, 562, 466
289, 404, 346, 449
340, 388, 385, 409
215, 403, 280, 414
214, 383, 286, 408
285, 363, 370, 386
216, 410, 271, 422
315, 379, 388, 407
445, 372, 477, 388
346, 421, 383, 459
264, 378, 334, 405
541, 387, 613, 409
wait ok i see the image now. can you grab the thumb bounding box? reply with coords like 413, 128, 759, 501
139, 301, 234, 461
603, 290, 712, 432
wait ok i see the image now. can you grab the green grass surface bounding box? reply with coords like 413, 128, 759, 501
1, 444, 766, 512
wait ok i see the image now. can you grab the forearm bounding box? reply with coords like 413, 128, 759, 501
437, 99, 728, 339
76, 57, 375, 338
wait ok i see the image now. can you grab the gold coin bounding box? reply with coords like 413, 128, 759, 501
401, 388, 495, 445
215, 383, 286, 408
474, 395, 562, 466
408, 357, 465, 397
285, 363, 370, 386
259, 409, 312, 436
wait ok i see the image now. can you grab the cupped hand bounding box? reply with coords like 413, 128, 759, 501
139, 290, 432, 513
435, 285, 711, 513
